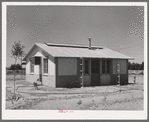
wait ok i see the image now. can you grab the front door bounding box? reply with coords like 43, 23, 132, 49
35, 57, 42, 83
91, 59, 100, 86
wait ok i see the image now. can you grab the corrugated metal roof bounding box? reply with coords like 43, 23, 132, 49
31, 43, 134, 60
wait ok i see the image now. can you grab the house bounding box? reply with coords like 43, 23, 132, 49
23, 39, 133, 88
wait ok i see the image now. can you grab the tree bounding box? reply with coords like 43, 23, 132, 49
128, 61, 144, 70
11, 41, 25, 97
128, 62, 131, 70
11, 41, 25, 68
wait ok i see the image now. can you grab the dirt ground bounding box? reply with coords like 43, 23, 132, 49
6, 74, 144, 110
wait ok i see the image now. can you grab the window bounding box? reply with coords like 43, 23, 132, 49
102, 60, 110, 74
30, 58, 34, 73
85, 60, 89, 74
44, 59, 48, 74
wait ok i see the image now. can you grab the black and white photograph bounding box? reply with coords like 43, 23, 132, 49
2, 2, 147, 120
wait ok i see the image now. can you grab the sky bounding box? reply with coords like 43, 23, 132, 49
6, 5, 144, 67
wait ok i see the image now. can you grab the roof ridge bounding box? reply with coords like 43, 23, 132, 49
45, 42, 103, 49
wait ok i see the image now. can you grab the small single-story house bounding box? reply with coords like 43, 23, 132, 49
23, 39, 133, 88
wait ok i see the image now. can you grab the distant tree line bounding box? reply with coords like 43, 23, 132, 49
6, 64, 25, 70
128, 62, 144, 70
6, 64, 25, 75
9, 64, 22, 70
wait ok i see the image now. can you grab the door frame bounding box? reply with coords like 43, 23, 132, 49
34, 56, 43, 84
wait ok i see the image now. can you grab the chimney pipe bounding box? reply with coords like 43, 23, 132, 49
88, 37, 91, 49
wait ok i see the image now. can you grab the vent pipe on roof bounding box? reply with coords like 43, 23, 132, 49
88, 37, 91, 49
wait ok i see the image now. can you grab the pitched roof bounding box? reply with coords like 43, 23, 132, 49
23, 42, 134, 60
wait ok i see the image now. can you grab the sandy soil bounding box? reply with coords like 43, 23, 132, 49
6, 75, 144, 110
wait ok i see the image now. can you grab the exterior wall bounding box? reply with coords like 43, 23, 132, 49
26, 57, 39, 83
56, 57, 80, 88
100, 74, 111, 85
120, 60, 127, 74
42, 75, 55, 87
119, 59, 128, 85
111, 59, 128, 85
83, 75, 91, 86
25, 45, 56, 87
58, 58, 77, 75
112, 59, 127, 74
111, 59, 117, 85
34, 65, 40, 80
26, 60, 31, 82
120, 74, 128, 84
111, 74, 117, 85
42, 56, 55, 87
26, 61, 30, 76
112, 59, 117, 74
26, 74, 38, 83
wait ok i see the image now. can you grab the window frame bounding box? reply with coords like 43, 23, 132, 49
43, 58, 48, 74
102, 59, 110, 74
30, 58, 34, 74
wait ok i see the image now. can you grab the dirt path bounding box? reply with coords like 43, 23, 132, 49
29, 89, 143, 110
6, 75, 144, 110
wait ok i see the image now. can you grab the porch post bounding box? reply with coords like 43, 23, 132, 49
117, 59, 120, 85
41, 56, 43, 85
89, 59, 91, 84
80, 57, 83, 88
82, 58, 84, 87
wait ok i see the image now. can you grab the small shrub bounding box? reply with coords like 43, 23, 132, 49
77, 100, 82, 105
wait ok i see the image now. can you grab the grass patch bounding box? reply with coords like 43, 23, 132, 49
6, 74, 25, 81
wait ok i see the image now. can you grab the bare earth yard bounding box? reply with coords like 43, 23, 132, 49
6, 74, 144, 110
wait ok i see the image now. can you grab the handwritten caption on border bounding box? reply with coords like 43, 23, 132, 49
58, 110, 74, 113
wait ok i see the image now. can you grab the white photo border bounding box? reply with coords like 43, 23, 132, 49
2, 2, 148, 120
